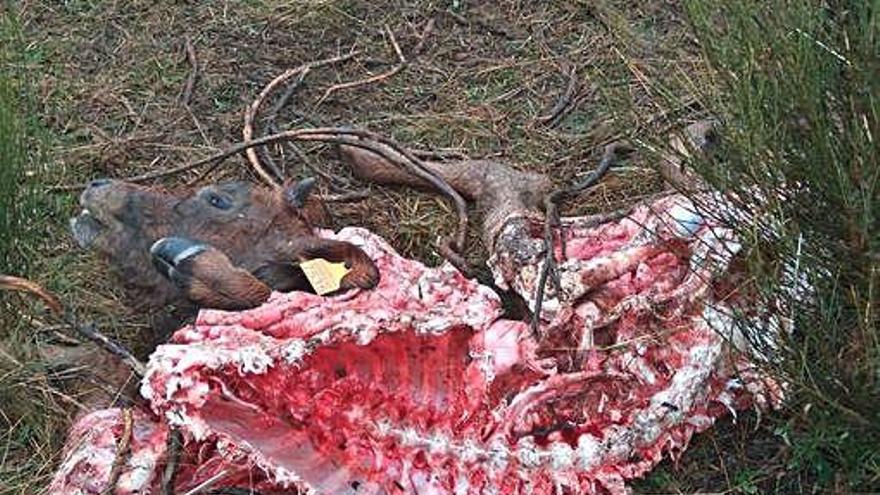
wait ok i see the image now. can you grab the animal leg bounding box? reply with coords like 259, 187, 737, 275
338, 144, 552, 249
659, 119, 720, 190
151, 237, 272, 311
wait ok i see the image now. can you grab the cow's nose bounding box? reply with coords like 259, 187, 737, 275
88, 178, 111, 189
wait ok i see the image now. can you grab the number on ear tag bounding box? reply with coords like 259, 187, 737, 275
300, 258, 350, 295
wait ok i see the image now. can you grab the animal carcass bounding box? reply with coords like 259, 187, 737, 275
50, 193, 779, 494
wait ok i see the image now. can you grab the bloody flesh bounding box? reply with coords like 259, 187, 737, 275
49, 194, 780, 495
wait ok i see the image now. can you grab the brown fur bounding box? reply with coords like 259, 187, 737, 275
71, 179, 378, 323
338, 145, 552, 250
184, 247, 273, 310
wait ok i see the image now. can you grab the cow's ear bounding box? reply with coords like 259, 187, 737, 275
282, 177, 317, 209
150, 237, 271, 310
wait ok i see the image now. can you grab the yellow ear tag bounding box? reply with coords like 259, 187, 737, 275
300, 258, 350, 295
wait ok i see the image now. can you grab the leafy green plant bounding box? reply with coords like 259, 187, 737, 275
0, 13, 70, 495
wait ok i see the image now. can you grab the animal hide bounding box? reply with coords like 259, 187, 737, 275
49, 194, 780, 495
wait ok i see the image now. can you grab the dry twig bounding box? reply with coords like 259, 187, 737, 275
412, 17, 437, 56
537, 65, 579, 128
101, 407, 134, 495
530, 142, 630, 339
0, 274, 146, 376
0, 274, 62, 313
444, 9, 516, 39
180, 37, 199, 106
47, 159, 221, 192
315, 26, 407, 107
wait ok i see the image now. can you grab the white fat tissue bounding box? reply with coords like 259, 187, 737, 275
50, 194, 781, 495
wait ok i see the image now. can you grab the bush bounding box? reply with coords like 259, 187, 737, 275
682, 1, 879, 490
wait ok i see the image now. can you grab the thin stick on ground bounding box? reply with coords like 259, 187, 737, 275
180, 37, 198, 106
0, 274, 62, 313
443, 9, 516, 40
315, 25, 407, 107
412, 17, 437, 56
537, 65, 579, 128
65, 314, 146, 376
266, 69, 309, 123
47, 159, 226, 192
0, 274, 146, 376
101, 407, 134, 495
243, 50, 360, 188
530, 142, 630, 339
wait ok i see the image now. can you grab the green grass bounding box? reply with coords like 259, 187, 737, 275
0, 13, 67, 495
670, 1, 879, 491
0, 10, 101, 494
0, 17, 31, 274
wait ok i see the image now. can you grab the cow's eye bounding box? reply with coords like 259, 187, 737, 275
205, 192, 233, 210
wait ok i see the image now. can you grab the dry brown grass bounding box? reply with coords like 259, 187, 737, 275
1, 1, 794, 493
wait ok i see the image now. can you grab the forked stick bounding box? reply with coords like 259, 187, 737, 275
243, 50, 360, 187
530, 143, 630, 339
315, 25, 407, 107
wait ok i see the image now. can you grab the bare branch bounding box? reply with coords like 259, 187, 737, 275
537, 65, 579, 128
0, 274, 146, 376
315, 26, 407, 107
101, 407, 133, 495
180, 37, 199, 106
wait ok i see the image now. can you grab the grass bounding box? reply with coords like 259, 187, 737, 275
0, 13, 75, 494
0, 0, 876, 493
690, 1, 879, 491
0, 15, 32, 274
